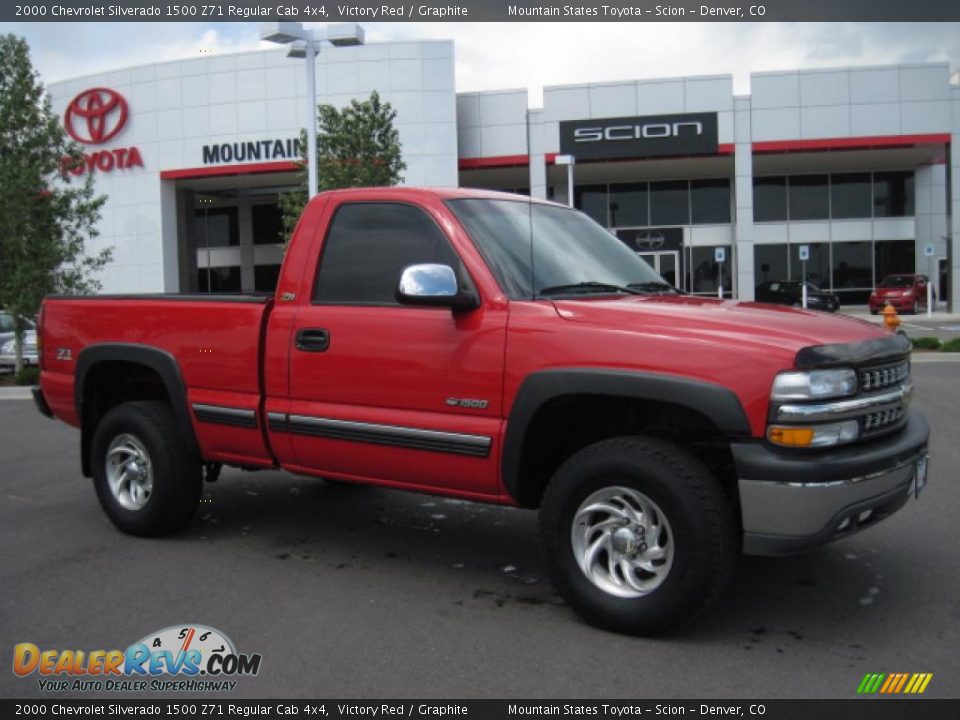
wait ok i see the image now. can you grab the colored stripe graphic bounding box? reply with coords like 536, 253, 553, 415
857, 672, 932, 694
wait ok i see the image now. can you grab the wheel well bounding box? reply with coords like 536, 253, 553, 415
80, 361, 171, 477
513, 395, 738, 511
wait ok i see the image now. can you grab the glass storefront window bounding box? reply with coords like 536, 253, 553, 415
198, 266, 242, 292
830, 173, 872, 219
788, 175, 829, 220
650, 180, 690, 226
690, 179, 730, 224
873, 171, 914, 217
753, 177, 787, 222
195, 207, 239, 247
254, 264, 282, 292
754, 244, 789, 284
252, 203, 284, 245
874, 240, 915, 283
690, 246, 732, 296
608, 182, 648, 227
575, 185, 608, 226
832, 241, 873, 290
792, 242, 830, 286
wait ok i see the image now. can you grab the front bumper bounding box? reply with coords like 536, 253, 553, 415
870, 296, 914, 311
733, 410, 929, 556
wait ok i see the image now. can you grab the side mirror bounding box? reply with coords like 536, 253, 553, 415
396, 264, 480, 311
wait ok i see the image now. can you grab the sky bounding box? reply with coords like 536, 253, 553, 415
3, 22, 959, 104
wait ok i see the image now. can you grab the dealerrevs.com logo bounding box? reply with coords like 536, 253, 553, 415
13, 624, 261, 692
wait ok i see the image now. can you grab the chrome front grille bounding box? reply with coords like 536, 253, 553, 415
860, 361, 909, 393
862, 406, 905, 431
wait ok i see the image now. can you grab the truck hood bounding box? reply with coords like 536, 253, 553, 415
551, 295, 885, 361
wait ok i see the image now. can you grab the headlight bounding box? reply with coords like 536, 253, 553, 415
771, 368, 857, 400
768, 420, 859, 448
0, 340, 13, 354
902, 290, 913, 297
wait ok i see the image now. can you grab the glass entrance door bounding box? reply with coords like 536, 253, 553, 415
637, 251, 680, 288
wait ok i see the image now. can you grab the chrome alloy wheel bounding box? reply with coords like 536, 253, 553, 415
571, 486, 675, 598
106, 434, 154, 511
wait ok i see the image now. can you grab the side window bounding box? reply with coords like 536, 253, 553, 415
314, 203, 459, 305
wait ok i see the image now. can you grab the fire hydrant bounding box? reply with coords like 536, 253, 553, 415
882, 303, 901, 332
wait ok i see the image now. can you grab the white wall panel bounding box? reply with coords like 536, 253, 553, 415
589, 83, 637, 118
634, 81, 685, 114
684, 77, 733, 112
751, 72, 799, 109
850, 67, 900, 104
751, 108, 801, 141
800, 105, 850, 138
799, 71, 849, 107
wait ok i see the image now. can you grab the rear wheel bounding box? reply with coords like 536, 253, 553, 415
539, 436, 737, 635
91, 401, 201, 536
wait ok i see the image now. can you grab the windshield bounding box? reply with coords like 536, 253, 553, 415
880, 275, 914, 288
446, 199, 667, 299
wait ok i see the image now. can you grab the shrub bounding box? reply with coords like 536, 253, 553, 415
911, 336, 942, 350
941, 337, 960, 353
15, 366, 39, 386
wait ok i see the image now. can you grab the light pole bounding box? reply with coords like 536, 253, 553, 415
259, 22, 364, 199
555, 154, 576, 208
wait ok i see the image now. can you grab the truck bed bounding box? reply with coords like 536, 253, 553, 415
41, 293, 274, 468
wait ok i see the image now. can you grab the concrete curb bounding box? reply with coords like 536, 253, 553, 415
910, 353, 960, 363
0, 386, 34, 400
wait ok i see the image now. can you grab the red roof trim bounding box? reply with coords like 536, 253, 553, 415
160, 161, 299, 180
458, 155, 530, 170
752, 133, 950, 154
460, 147, 733, 170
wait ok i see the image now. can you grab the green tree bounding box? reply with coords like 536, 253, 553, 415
280, 90, 406, 242
0, 34, 110, 373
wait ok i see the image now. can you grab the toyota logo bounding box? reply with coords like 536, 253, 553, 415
64, 88, 129, 145
633, 230, 665, 251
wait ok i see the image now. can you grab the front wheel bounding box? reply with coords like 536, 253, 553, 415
91, 401, 202, 536
539, 436, 737, 635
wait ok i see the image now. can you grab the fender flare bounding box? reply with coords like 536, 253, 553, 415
502, 368, 752, 503
75, 343, 200, 476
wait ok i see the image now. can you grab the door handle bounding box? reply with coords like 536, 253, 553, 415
295, 328, 330, 352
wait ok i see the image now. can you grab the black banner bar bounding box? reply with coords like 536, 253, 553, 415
2, 700, 959, 719
3, 1, 960, 23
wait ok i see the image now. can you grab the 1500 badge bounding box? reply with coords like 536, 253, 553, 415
446, 398, 488, 409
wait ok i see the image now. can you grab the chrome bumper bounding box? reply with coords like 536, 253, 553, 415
734, 411, 929, 556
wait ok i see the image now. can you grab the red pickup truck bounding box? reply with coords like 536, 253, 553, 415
34, 187, 929, 634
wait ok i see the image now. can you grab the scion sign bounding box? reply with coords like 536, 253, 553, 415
560, 112, 718, 160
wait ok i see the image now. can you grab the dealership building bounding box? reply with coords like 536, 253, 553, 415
48, 32, 960, 310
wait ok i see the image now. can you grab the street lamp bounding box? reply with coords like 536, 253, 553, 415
554, 154, 576, 208
259, 22, 364, 199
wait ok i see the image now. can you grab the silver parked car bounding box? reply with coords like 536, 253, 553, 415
0, 312, 35, 347
0, 330, 38, 371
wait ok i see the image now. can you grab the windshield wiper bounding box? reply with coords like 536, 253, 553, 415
627, 281, 682, 295
538, 282, 643, 297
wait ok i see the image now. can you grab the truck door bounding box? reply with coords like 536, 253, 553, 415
280, 199, 507, 498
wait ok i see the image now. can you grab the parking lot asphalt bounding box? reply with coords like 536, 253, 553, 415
1, 364, 958, 700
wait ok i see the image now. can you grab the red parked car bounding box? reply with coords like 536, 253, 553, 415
869, 274, 933, 315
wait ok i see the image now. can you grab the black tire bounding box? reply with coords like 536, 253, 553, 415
91, 401, 202, 537
539, 436, 737, 635
910, 301, 917, 315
